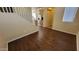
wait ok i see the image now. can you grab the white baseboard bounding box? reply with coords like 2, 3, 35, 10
8, 30, 38, 43
52, 28, 76, 35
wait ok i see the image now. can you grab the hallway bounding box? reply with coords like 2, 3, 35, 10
8, 27, 76, 51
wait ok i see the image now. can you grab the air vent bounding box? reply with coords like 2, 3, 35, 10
0, 7, 14, 13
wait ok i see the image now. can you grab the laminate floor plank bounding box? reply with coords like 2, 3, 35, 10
8, 27, 76, 51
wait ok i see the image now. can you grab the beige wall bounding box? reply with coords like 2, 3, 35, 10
77, 32, 79, 51
0, 33, 7, 50
0, 13, 37, 50
53, 7, 79, 35
43, 8, 48, 27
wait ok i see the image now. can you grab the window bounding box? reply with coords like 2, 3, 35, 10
63, 7, 78, 22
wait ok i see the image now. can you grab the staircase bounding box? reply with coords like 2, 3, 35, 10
0, 7, 32, 22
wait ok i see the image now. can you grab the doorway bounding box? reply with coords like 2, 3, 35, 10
32, 7, 56, 29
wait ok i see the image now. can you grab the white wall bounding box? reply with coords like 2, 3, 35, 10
14, 7, 32, 22
53, 7, 79, 35
0, 13, 38, 50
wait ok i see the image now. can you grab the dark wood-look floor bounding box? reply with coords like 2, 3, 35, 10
8, 27, 76, 51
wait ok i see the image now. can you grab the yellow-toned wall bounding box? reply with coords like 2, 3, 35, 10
43, 8, 55, 28
53, 7, 79, 35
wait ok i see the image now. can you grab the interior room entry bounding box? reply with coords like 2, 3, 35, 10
32, 7, 56, 28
